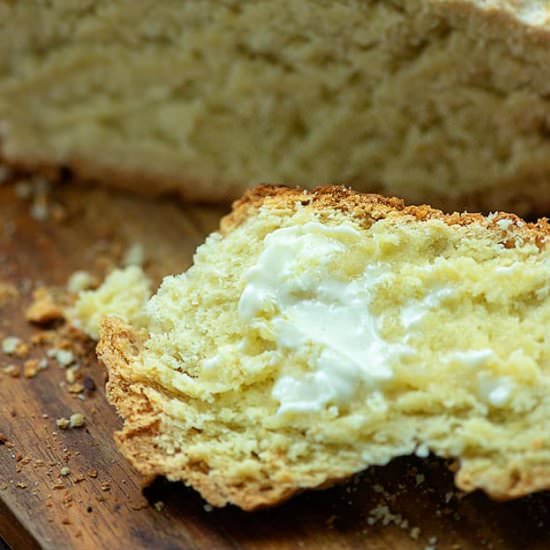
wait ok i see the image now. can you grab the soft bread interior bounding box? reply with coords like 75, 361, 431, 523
99, 187, 550, 509
3, 1, 550, 211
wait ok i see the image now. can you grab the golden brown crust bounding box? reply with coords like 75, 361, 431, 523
456, 463, 550, 501
99, 185, 550, 509
223, 185, 550, 247
99, 316, 352, 509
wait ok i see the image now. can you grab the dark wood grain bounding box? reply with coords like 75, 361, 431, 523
0, 181, 549, 550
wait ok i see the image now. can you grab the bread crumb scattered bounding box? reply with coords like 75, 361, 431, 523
69, 413, 85, 428
60, 466, 71, 477
25, 287, 65, 324
23, 359, 40, 378
65, 366, 79, 384
68, 382, 85, 394
47, 348, 75, 367
57, 413, 86, 429
2, 336, 22, 355
56, 417, 70, 430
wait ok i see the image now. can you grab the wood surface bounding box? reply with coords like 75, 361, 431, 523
0, 180, 549, 550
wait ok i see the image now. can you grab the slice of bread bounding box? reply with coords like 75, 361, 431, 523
98, 185, 550, 510
3, 1, 550, 212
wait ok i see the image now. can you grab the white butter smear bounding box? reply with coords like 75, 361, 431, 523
236, 221, 511, 415
238, 222, 411, 414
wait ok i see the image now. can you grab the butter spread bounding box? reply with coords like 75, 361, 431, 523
236, 221, 511, 415
238, 222, 411, 414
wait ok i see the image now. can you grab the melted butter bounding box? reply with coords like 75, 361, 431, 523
233, 221, 516, 416
238, 222, 411, 414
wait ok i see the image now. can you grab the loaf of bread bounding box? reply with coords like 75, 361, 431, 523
98, 185, 550, 510
2, 1, 550, 212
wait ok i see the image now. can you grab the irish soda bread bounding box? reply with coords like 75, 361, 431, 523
3, 1, 550, 212
98, 185, 550, 510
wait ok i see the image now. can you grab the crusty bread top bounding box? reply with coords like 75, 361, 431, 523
224, 184, 550, 245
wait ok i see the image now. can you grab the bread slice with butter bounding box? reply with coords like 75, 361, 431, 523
98, 185, 550, 510
4, 1, 550, 212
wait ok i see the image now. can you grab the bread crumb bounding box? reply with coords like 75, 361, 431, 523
47, 348, 75, 367
410, 527, 421, 540
60, 466, 71, 477
2, 365, 20, 378
67, 382, 85, 394
153, 501, 165, 512
367, 504, 404, 527
23, 359, 40, 378
56, 417, 70, 430
25, 288, 65, 324
2, 336, 21, 355
65, 366, 79, 384
69, 413, 85, 428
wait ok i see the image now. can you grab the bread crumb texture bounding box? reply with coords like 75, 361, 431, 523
98, 185, 550, 510
72, 266, 151, 340
3, 1, 550, 211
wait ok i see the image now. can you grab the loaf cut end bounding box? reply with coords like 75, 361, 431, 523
99, 185, 550, 509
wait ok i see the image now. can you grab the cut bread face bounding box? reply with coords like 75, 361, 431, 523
98, 185, 550, 510
4, 1, 550, 212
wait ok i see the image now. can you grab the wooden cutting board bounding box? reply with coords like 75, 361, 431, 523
0, 180, 548, 550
